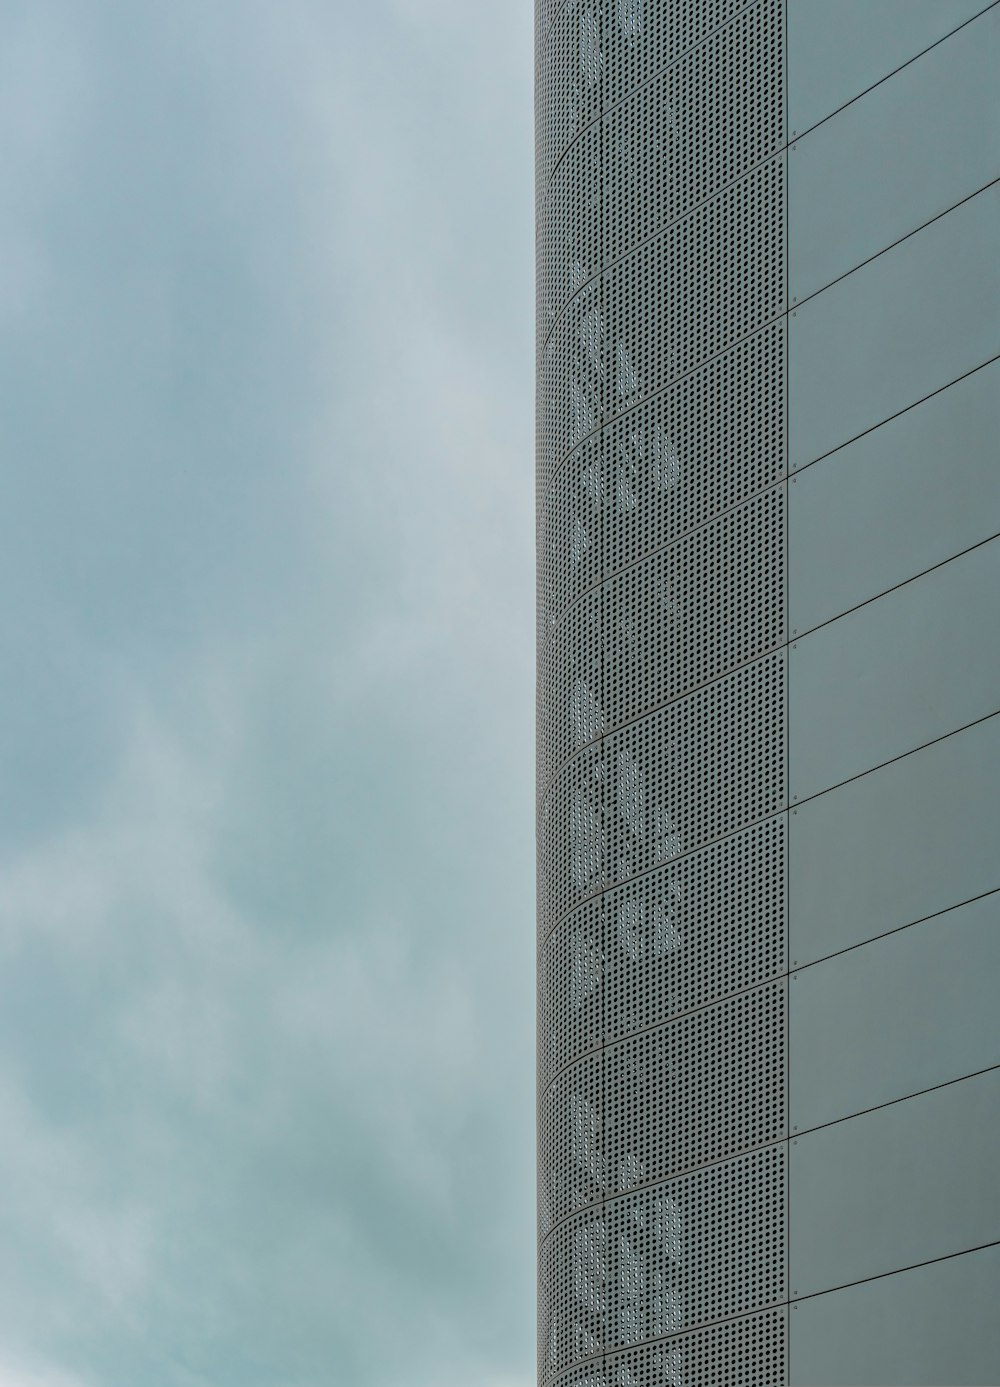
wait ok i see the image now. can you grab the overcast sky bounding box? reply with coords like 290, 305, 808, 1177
0, 3, 536, 1384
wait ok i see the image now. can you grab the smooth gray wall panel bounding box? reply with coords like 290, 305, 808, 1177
790, 715, 1000, 965
790, 1243, 1000, 1386
789, 364, 1000, 632
788, 0, 990, 135
791, 1068, 1000, 1297
790, 894, 1000, 1132
789, 10, 1000, 302
790, 539, 1000, 800
789, 184, 1000, 469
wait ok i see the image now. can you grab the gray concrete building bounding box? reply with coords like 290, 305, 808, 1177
535, 3, 1000, 1382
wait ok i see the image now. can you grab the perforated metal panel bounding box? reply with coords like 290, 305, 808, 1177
536, 2, 789, 1382
546, 1310, 787, 1387
539, 1148, 786, 1379
538, 322, 786, 646
539, 814, 787, 1085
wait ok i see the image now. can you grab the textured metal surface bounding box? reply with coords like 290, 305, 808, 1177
539, 1147, 786, 1380
539, 980, 786, 1237
538, 2, 1000, 1380
539, 815, 786, 1085
548, 1310, 787, 1387
536, 2, 789, 1381
538, 651, 786, 938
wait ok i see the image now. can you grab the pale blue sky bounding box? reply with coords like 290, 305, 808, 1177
0, 3, 536, 1384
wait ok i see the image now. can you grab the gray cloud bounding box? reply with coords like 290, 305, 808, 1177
0, 2, 535, 1383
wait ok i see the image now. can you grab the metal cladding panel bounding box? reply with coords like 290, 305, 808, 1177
548, 1310, 787, 1387
789, 715, 1000, 967
789, 1244, 1000, 1387
539, 487, 785, 784
538, 3, 1000, 1382
536, 3, 788, 1382
539, 816, 787, 1087
787, 0, 990, 135
602, 1, 784, 265
788, 363, 1000, 633
789, 1069, 1000, 1299
788, 182, 1000, 470
539, 980, 786, 1237
789, 538, 1000, 801
539, 1147, 786, 1380
538, 321, 786, 645
789, 7, 1000, 302
790, 893, 1000, 1133
538, 651, 786, 937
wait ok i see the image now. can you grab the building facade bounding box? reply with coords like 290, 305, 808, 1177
535, 3, 1000, 1383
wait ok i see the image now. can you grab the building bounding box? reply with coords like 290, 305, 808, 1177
535, 3, 999, 1383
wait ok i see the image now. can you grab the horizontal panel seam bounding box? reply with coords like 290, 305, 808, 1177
790, 710, 1000, 809
538, 806, 789, 945
540, 311, 788, 499
789, 531, 1000, 641
538, 975, 787, 1099
539, 475, 787, 656
539, 642, 787, 803
791, 352, 1000, 475
789, 1238, 1000, 1307
789, 1063, 1000, 1142
788, 174, 1000, 310
789, 886, 1000, 973
538, 1134, 787, 1248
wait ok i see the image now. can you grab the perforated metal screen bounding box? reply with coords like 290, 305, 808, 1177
536, 3, 788, 1382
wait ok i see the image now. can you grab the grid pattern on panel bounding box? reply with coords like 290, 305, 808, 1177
603, 156, 785, 422
604, 0, 750, 109
538, 0, 756, 195
539, 586, 604, 789
605, 649, 785, 890
539, 158, 785, 488
539, 980, 785, 1245
539, 815, 786, 1085
539, 1051, 604, 1239
538, 1147, 786, 1382
539, 739, 606, 935
603, 981, 786, 1191
539, 2, 783, 348
540, 279, 605, 496
602, 815, 786, 1043
536, 0, 788, 1382
539, 892, 605, 1085
606, 1309, 786, 1387
603, 0, 783, 266
538, 2, 603, 187
546, 1309, 787, 1387
538, 651, 786, 936
538, 323, 786, 643
539, 125, 603, 350
603, 485, 785, 729
539, 487, 785, 791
